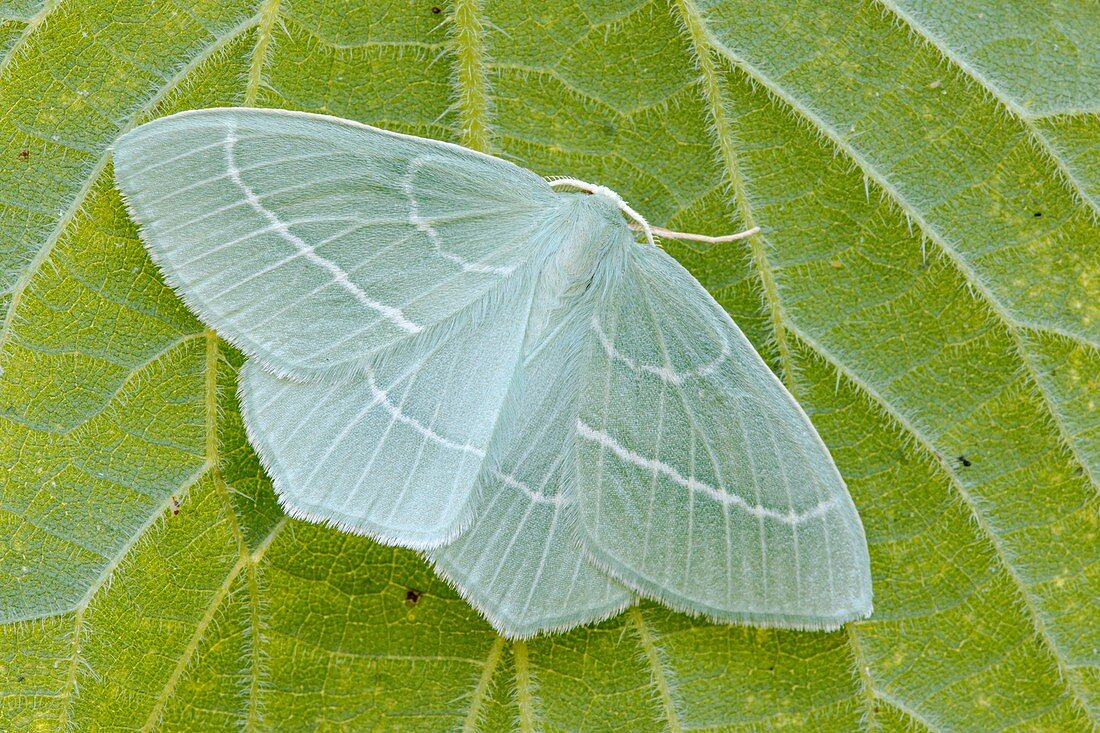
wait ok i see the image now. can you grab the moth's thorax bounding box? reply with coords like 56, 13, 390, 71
524, 195, 631, 345
541, 193, 629, 290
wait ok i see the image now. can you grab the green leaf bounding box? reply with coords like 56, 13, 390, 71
2, 0, 1097, 730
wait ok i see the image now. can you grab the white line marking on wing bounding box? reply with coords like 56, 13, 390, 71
213, 221, 379, 297
366, 370, 485, 457
575, 420, 837, 524
489, 469, 568, 506
223, 121, 422, 334
403, 157, 515, 276
592, 316, 729, 385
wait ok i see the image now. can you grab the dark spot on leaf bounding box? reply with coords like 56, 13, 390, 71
170, 496, 180, 515
17, 149, 29, 160
431, 5, 442, 13
1072, 466, 1084, 477
17, 674, 25, 683
957, 455, 972, 468
1033, 211, 1042, 218
405, 588, 422, 605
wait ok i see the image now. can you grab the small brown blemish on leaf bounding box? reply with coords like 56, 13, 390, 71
170, 496, 180, 515
1033, 211, 1042, 218
957, 455, 972, 468
829, 259, 844, 268
431, 5, 442, 13
18, 149, 29, 160
405, 588, 422, 606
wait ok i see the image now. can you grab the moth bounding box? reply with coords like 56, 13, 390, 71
113, 108, 872, 638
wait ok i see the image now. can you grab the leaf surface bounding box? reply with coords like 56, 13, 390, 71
2, 0, 1097, 730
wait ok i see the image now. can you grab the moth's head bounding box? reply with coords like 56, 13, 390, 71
548, 178, 653, 245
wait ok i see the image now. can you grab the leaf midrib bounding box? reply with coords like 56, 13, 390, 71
452, 0, 492, 151
631, 607, 684, 733
245, 0, 281, 107
701, 27, 1097, 348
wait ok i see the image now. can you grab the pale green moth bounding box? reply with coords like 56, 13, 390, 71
112, 108, 872, 639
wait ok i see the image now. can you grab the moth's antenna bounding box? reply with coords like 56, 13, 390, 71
547, 178, 759, 245
631, 223, 760, 243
